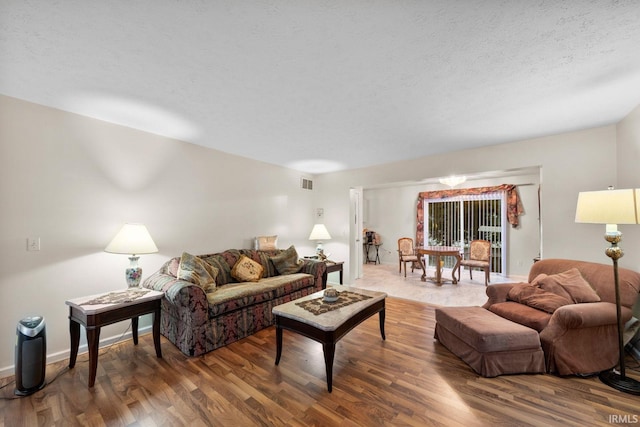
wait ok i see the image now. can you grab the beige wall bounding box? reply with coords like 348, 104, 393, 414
0, 95, 317, 375
615, 104, 640, 264
314, 125, 620, 283
2, 93, 639, 377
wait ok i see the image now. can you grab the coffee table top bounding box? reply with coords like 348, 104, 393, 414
272, 285, 386, 331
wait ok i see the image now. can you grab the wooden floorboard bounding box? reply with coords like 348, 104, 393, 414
1, 297, 639, 426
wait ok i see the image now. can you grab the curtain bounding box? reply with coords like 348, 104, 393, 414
416, 184, 523, 247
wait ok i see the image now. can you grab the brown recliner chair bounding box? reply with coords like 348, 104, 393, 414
483, 258, 640, 375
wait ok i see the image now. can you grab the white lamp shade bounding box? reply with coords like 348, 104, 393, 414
105, 223, 158, 255
308, 224, 331, 241
575, 189, 640, 225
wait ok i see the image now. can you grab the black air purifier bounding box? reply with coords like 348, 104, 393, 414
14, 316, 46, 396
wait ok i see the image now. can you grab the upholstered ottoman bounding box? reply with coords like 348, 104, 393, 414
434, 306, 545, 377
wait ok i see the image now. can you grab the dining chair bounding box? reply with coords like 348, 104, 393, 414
397, 237, 419, 277
459, 240, 492, 286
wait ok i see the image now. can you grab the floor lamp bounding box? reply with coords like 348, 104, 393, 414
575, 188, 640, 395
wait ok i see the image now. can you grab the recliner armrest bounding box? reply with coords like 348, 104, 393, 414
545, 302, 624, 330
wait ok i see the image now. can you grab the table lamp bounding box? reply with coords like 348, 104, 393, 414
309, 224, 331, 259
575, 187, 640, 395
105, 223, 158, 287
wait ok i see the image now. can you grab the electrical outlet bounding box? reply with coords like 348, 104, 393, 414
27, 237, 40, 251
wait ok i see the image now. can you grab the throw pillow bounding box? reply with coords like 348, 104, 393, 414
255, 235, 278, 251
530, 273, 547, 286
177, 252, 219, 293
231, 254, 264, 282
507, 284, 573, 313
270, 245, 303, 275
538, 268, 601, 303
164, 257, 180, 277
533, 273, 572, 301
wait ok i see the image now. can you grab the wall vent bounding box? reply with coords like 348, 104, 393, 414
301, 177, 313, 190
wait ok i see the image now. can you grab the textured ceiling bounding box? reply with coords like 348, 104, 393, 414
2, 1, 640, 173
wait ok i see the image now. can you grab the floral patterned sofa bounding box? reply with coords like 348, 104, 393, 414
142, 247, 327, 356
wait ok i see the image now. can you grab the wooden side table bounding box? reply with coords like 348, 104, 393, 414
363, 243, 382, 264
325, 261, 344, 284
66, 289, 164, 387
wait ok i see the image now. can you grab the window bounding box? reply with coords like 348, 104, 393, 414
424, 192, 505, 273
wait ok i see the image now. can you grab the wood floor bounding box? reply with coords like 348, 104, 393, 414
1, 297, 639, 426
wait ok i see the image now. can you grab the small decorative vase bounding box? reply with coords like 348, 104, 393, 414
125, 256, 142, 288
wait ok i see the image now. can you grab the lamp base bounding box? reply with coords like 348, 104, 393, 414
599, 369, 640, 395
125, 256, 142, 288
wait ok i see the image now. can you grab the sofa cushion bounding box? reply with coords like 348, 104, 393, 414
231, 254, 264, 282
206, 273, 315, 317
177, 252, 219, 293
507, 283, 573, 313
270, 245, 303, 275
488, 301, 552, 332
537, 268, 601, 303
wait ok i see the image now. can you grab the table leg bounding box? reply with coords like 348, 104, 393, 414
132, 316, 139, 345
418, 255, 427, 282
452, 255, 461, 284
153, 307, 162, 358
379, 308, 386, 340
87, 326, 101, 388
323, 341, 336, 393
69, 318, 80, 369
435, 255, 442, 284
275, 325, 283, 365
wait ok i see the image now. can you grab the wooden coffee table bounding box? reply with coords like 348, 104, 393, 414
272, 285, 386, 392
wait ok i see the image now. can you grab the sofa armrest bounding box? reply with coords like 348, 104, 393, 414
299, 258, 327, 290
142, 271, 208, 324
482, 283, 518, 309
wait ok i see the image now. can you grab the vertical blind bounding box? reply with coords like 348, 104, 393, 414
424, 192, 505, 272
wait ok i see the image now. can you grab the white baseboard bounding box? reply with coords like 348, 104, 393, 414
0, 325, 152, 380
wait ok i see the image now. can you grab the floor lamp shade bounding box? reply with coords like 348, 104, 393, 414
105, 224, 158, 287
575, 188, 640, 395
575, 189, 640, 226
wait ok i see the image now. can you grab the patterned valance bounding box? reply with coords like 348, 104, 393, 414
416, 184, 523, 247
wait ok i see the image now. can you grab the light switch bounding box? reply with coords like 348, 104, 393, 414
27, 237, 40, 251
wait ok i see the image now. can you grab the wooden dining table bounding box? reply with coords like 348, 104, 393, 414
416, 246, 462, 285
